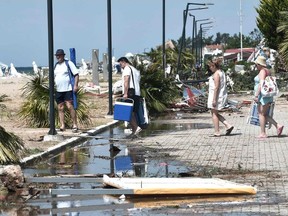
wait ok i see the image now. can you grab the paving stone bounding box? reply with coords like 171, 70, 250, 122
130, 96, 288, 215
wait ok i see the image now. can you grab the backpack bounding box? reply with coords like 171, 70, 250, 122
261, 75, 279, 98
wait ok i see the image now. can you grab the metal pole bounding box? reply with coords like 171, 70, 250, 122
47, 0, 56, 135
195, 19, 210, 66
240, 0, 243, 60
176, 4, 189, 74
176, 3, 212, 74
189, 14, 195, 69
200, 27, 203, 67
162, 0, 166, 77
195, 22, 198, 65
107, 0, 113, 115
197, 20, 213, 67
182, 10, 186, 48
50, 188, 135, 195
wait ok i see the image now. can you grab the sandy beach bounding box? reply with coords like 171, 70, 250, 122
0, 75, 113, 151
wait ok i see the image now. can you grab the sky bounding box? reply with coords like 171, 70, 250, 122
0, 0, 260, 67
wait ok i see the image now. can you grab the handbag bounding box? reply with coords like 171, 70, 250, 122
128, 88, 135, 98
127, 67, 135, 98
261, 71, 279, 98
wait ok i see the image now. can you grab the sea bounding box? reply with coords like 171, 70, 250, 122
15, 67, 34, 75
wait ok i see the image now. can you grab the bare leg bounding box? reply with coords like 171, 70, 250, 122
217, 113, 233, 129
257, 103, 269, 137
266, 115, 283, 136
266, 116, 278, 128
58, 103, 65, 129
66, 101, 78, 128
211, 109, 220, 135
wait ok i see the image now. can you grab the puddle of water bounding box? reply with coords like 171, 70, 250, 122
1, 116, 261, 215
24, 125, 190, 178
18, 124, 194, 215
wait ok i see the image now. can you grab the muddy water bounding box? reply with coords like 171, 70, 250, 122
0, 113, 257, 215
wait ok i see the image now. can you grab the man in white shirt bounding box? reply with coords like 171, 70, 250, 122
117, 57, 141, 134
54, 49, 79, 133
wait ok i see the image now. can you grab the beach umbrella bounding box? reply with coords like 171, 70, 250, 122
69, 48, 78, 109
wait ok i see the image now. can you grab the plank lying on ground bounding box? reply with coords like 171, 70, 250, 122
103, 175, 257, 195
27, 194, 104, 203
50, 203, 134, 214
50, 188, 135, 195
26, 177, 103, 183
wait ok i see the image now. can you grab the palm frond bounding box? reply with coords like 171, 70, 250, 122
0, 126, 25, 164
19, 73, 92, 128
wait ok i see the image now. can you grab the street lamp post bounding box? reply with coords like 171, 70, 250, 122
176, 2, 213, 74
194, 18, 211, 65
163, 0, 166, 77
189, 14, 196, 69
107, 0, 113, 115
47, 0, 56, 135
199, 22, 213, 67
182, 7, 208, 48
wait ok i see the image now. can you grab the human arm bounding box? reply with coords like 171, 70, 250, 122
212, 71, 220, 107
254, 69, 266, 102
73, 74, 79, 92
123, 75, 130, 98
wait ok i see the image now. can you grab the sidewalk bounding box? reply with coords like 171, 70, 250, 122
129, 95, 288, 215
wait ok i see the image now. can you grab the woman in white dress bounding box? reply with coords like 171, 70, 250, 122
207, 57, 234, 137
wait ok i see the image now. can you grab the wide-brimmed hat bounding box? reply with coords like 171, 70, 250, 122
117, 57, 131, 64
55, 49, 65, 56
254, 56, 267, 67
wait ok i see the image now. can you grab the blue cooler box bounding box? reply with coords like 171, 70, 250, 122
114, 98, 134, 121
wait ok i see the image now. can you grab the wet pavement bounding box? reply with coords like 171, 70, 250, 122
6, 94, 288, 215
124, 95, 288, 215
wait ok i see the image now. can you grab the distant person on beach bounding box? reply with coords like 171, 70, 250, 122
117, 56, 141, 135
54, 49, 79, 133
207, 57, 234, 137
253, 55, 283, 138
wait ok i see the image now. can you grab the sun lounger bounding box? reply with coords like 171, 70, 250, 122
247, 101, 274, 129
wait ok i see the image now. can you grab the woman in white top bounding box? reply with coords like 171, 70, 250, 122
207, 57, 234, 137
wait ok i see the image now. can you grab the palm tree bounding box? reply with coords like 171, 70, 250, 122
0, 126, 25, 164
19, 72, 91, 128
130, 46, 185, 114
277, 11, 288, 68
256, 0, 288, 50
0, 94, 25, 164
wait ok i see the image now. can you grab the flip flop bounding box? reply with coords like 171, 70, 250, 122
213, 133, 221, 137
277, 126, 284, 136
226, 126, 234, 135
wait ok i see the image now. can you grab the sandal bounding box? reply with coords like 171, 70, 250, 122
277, 126, 284, 137
226, 126, 234, 135
72, 127, 78, 133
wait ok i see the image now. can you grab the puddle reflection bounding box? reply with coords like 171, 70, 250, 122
5, 114, 257, 215
24, 125, 190, 178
